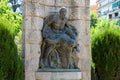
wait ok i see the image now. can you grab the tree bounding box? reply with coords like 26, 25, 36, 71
0, 18, 23, 80
90, 11, 98, 28
0, 0, 22, 35
8, 0, 22, 13
0, 1, 23, 80
91, 19, 120, 80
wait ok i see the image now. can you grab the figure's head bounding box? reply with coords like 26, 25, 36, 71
59, 7, 67, 19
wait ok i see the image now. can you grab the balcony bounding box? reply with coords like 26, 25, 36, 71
112, 1, 120, 8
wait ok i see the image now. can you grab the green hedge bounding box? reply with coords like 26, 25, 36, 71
0, 18, 23, 80
91, 27, 120, 80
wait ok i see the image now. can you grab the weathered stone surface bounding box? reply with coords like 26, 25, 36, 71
69, 20, 90, 74
44, 6, 72, 20
44, 0, 55, 6
30, 0, 44, 3
30, 44, 41, 56
25, 58, 39, 71
25, 30, 42, 44
78, 59, 91, 71
24, 44, 40, 58
82, 71, 91, 80
25, 71, 35, 80
26, 0, 87, 7
23, 16, 43, 30
35, 72, 82, 80
24, 44, 31, 57
38, 69, 80, 72
44, 6, 59, 16
22, 16, 32, 30
55, 0, 71, 7
69, 20, 90, 59
68, 7, 90, 20
31, 17, 43, 30
85, 0, 90, 7
25, 44, 40, 72
23, 2, 45, 17
71, 0, 85, 6
69, 20, 89, 36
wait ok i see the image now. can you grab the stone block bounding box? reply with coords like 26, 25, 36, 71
82, 71, 91, 80
78, 59, 91, 71
24, 44, 41, 59
32, 3, 45, 17
68, 7, 90, 20
69, 20, 90, 36
85, 0, 90, 7
25, 71, 35, 80
55, 0, 71, 7
25, 30, 42, 44
69, 20, 90, 69
22, 16, 32, 30
31, 17, 43, 30
44, 6, 70, 17
30, 44, 41, 56
44, 0, 55, 6
23, 16, 43, 30
27, 0, 44, 3
71, 0, 85, 6
35, 71, 82, 80
24, 44, 31, 58
44, 6, 59, 16
69, 20, 86, 37
23, 2, 45, 17
78, 42, 90, 59
25, 58, 39, 71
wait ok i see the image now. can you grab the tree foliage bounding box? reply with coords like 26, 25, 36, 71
0, 1, 23, 80
0, 0, 22, 54
0, 18, 23, 80
91, 18, 120, 80
0, 0, 22, 35
90, 11, 98, 28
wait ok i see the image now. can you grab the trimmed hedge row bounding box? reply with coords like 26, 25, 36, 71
91, 27, 120, 80
0, 18, 23, 80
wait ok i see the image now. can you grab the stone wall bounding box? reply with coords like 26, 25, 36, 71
23, 0, 90, 80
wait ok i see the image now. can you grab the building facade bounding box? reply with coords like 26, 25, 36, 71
97, 0, 120, 25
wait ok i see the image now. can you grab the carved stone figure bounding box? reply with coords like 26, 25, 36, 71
39, 8, 80, 69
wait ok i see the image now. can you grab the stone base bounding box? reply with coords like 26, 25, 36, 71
35, 70, 82, 80
37, 69, 80, 72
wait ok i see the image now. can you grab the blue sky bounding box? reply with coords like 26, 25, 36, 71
90, 0, 96, 5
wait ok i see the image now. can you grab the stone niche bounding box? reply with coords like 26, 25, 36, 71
23, 0, 90, 80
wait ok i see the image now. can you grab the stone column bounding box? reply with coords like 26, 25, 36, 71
23, 0, 90, 80
23, 0, 44, 80
69, 0, 91, 80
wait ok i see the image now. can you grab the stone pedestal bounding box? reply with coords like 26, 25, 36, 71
36, 71, 82, 80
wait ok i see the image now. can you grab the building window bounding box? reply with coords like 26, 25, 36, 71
115, 12, 118, 17
109, 14, 112, 19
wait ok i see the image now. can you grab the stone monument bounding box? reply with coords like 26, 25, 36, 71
23, 0, 90, 80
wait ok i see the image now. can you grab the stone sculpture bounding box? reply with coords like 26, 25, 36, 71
39, 8, 80, 69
